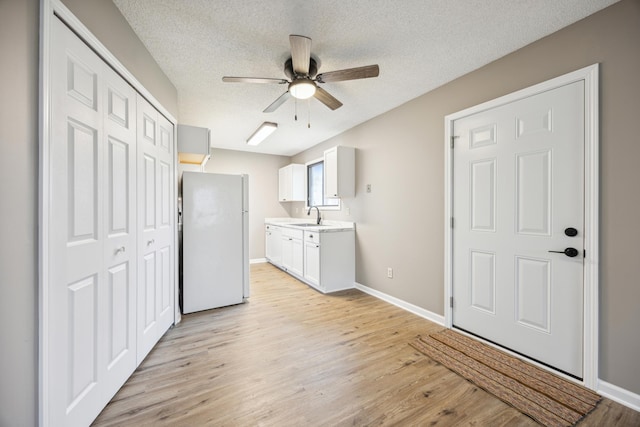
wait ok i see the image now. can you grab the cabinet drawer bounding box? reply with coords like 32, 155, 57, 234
282, 227, 303, 240
265, 224, 280, 232
304, 231, 320, 244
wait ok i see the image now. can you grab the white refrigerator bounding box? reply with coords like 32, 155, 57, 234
181, 172, 249, 313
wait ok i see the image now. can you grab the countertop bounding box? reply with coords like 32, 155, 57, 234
265, 218, 355, 232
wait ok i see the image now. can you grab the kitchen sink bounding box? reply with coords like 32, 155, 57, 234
290, 223, 327, 227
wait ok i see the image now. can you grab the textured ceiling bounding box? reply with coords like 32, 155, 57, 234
113, 0, 618, 156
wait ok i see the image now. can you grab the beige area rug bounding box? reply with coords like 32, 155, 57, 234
410, 329, 600, 427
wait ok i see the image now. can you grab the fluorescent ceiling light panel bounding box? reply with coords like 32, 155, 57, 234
246, 122, 278, 145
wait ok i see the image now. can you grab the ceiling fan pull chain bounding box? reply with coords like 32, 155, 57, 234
308, 99, 311, 128
294, 97, 298, 121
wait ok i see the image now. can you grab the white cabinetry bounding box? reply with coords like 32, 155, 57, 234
265, 224, 282, 266
303, 230, 355, 293
177, 124, 210, 166
281, 227, 304, 276
279, 164, 305, 202
324, 146, 355, 198
265, 221, 355, 293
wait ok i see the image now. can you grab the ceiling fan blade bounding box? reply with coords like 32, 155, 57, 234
263, 91, 291, 113
314, 86, 343, 110
222, 76, 288, 84
289, 35, 312, 76
316, 64, 379, 83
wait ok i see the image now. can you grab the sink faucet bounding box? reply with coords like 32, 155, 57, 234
307, 206, 321, 225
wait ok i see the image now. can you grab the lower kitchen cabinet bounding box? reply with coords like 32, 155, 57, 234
265, 223, 356, 293
302, 230, 355, 293
265, 221, 355, 293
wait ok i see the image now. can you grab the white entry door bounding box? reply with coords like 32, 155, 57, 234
452, 81, 585, 377
49, 17, 137, 426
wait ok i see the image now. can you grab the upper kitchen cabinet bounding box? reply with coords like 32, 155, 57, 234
324, 146, 355, 198
279, 164, 305, 202
177, 124, 210, 166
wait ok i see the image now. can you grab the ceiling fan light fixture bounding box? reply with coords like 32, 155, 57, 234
289, 79, 316, 99
246, 122, 278, 146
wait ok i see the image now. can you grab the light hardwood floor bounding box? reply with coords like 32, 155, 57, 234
93, 263, 640, 426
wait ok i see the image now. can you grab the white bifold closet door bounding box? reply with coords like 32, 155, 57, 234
47, 16, 174, 427
136, 96, 175, 364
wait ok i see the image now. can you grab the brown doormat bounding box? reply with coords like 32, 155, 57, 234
410, 329, 600, 427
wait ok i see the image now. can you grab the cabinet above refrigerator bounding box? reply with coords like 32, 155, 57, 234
178, 124, 211, 167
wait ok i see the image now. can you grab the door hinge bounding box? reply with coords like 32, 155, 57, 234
450, 296, 454, 308
451, 135, 459, 148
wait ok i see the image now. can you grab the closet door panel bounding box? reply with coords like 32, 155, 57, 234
102, 65, 138, 396
49, 17, 105, 427
156, 114, 175, 329
136, 96, 174, 364
136, 96, 160, 364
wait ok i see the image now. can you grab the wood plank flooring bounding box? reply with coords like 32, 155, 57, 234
93, 263, 640, 426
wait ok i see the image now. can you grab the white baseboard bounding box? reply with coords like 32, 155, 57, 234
354, 282, 445, 326
250, 258, 267, 264
598, 379, 640, 412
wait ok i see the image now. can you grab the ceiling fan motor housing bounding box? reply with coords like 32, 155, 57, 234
284, 57, 318, 79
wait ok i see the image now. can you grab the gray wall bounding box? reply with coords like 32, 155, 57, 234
204, 149, 292, 260
0, 0, 177, 425
0, 1, 39, 425
291, 0, 640, 395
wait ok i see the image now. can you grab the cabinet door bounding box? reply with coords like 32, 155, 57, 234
269, 227, 282, 266
278, 166, 291, 201
265, 231, 273, 260
324, 147, 338, 198
303, 241, 321, 287
281, 236, 293, 270
278, 164, 305, 202
266, 228, 281, 265
290, 238, 304, 277
323, 146, 355, 198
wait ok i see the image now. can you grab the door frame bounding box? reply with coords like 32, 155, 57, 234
39, 1, 180, 425
444, 64, 599, 389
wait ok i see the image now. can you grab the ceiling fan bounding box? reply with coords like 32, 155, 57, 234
222, 35, 379, 113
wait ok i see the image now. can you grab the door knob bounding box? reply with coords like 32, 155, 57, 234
548, 247, 579, 257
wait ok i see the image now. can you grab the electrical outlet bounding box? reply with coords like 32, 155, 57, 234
346, 207, 351, 216
387, 267, 393, 279
366, 184, 372, 193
